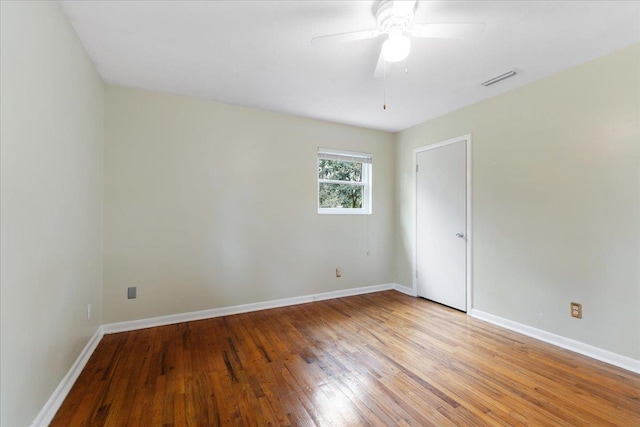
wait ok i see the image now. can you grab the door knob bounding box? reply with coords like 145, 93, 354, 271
456, 233, 465, 238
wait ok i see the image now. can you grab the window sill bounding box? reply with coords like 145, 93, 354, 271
318, 209, 372, 215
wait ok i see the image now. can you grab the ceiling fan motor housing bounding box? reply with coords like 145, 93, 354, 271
374, 0, 416, 33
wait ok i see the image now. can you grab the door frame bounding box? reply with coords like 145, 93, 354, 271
412, 134, 473, 312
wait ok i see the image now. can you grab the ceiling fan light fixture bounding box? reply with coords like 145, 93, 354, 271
382, 33, 411, 62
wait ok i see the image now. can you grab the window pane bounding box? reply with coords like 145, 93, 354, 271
319, 183, 363, 209
318, 159, 362, 182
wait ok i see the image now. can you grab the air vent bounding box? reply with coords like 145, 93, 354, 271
481, 70, 517, 87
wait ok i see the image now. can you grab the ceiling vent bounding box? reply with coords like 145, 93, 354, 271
481, 70, 518, 87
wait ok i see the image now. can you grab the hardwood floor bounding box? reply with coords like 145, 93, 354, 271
52, 291, 640, 426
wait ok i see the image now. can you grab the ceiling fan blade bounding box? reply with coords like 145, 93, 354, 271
311, 29, 381, 46
410, 23, 486, 40
393, 0, 417, 17
373, 49, 390, 79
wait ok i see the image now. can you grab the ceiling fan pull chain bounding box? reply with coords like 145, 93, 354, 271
383, 61, 387, 110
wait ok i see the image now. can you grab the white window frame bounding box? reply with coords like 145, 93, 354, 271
317, 148, 372, 215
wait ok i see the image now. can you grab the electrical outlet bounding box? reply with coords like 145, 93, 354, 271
570, 302, 582, 319
335, 268, 341, 278
87, 304, 91, 320
128, 287, 137, 299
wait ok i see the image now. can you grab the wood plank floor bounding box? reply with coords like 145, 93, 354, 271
52, 291, 640, 426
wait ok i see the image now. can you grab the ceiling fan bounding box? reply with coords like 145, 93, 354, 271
312, 0, 485, 78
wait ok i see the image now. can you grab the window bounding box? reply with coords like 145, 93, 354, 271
318, 148, 372, 214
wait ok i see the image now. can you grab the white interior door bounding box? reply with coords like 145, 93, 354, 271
416, 139, 467, 311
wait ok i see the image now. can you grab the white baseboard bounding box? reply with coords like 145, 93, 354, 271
31, 326, 104, 427
103, 283, 397, 334
469, 309, 640, 375
392, 283, 417, 297
33, 290, 638, 427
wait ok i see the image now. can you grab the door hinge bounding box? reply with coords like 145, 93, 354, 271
416, 164, 419, 173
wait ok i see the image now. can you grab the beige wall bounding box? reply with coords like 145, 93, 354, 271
103, 86, 395, 323
395, 44, 640, 360
0, 1, 104, 426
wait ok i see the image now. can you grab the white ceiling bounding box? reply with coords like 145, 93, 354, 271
61, 1, 640, 132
